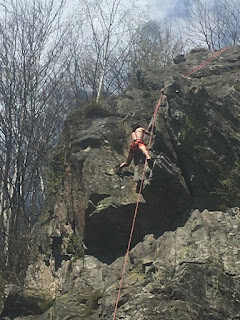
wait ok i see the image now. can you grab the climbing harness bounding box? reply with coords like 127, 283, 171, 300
129, 139, 146, 153
112, 46, 229, 320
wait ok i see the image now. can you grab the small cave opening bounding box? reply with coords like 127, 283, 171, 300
84, 203, 144, 264
0, 289, 54, 319
76, 137, 102, 149
84, 197, 190, 264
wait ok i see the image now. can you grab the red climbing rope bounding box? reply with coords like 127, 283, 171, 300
112, 46, 229, 320
112, 94, 163, 320
185, 46, 229, 77
147, 93, 163, 147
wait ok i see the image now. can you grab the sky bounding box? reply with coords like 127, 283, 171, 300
65, 0, 240, 22
66, 0, 192, 20
140, 0, 240, 20
138, 0, 193, 20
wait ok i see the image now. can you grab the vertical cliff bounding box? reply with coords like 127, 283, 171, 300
1, 46, 240, 320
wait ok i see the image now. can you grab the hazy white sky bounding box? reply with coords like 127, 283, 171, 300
137, 0, 192, 19
66, 0, 240, 22
139, 0, 240, 20
66, 0, 191, 20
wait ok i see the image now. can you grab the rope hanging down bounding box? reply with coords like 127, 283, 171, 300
112, 46, 229, 320
185, 46, 229, 77
112, 93, 163, 320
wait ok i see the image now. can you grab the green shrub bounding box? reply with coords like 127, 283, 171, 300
67, 234, 84, 259
83, 101, 111, 118
190, 47, 208, 53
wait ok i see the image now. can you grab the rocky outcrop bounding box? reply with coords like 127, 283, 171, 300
101, 207, 240, 320
1, 45, 240, 319
1, 285, 53, 319
7, 207, 240, 320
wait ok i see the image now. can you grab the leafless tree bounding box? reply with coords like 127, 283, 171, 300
223, 0, 240, 45
128, 19, 185, 74
185, 0, 240, 50
66, 0, 146, 103
0, 0, 69, 277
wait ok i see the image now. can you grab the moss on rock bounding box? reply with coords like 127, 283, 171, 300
67, 234, 84, 259
84, 290, 102, 317
83, 101, 111, 118
219, 161, 240, 206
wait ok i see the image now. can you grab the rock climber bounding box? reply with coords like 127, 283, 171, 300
119, 124, 151, 169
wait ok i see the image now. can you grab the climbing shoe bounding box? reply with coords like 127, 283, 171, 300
115, 165, 123, 176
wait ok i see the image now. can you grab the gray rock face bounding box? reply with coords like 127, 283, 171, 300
8, 208, 240, 320
1, 46, 240, 319
0, 285, 53, 319
100, 208, 240, 320
54, 46, 240, 265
